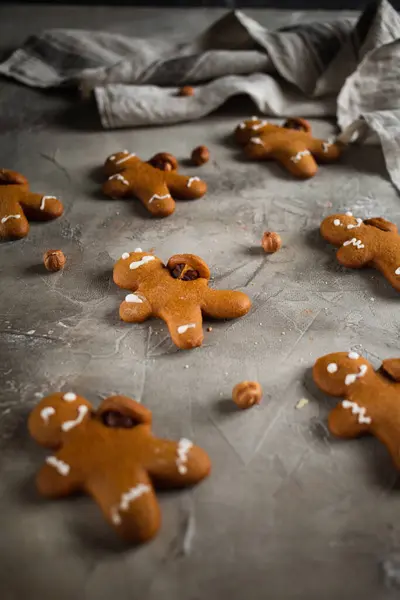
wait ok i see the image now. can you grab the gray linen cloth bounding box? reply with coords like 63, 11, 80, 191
1, 0, 400, 191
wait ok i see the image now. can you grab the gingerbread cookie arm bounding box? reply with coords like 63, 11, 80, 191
202, 289, 251, 320
328, 403, 372, 439
88, 468, 161, 543
0, 203, 29, 239
146, 439, 211, 488
19, 193, 64, 221
380, 359, 400, 382
164, 171, 207, 200
336, 241, 374, 269
36, 449, 83, 498
119, 293, 152, 323
276, 145, 319, 179
242, 137, 274, 161
162, 305, 204, 349
308, 138, 343, 163
103, 173, 132, 200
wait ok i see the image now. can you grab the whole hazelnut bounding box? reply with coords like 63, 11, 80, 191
43, 249, 66, 272
232, 381, 262, 410
178, 86, 194, 97
191, 145, 210, 166
148, 152, 178, 172
261, 231, 282, 254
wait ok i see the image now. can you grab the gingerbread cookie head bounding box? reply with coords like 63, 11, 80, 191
320, 213, 400, 291
29, 393, 211, 543
28, 392, 92, 449
113, 250, 251, 350
102, 150, 207, 218
0, 169, 63, 240
313, 353, 400, 467
234, 117, 342, 179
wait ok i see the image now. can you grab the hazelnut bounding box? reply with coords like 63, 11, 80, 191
261, 231, 282, 254
191, 145, 209, 166
148, 152, 178, 172
178, 86, 194, 97
167, 254, 210, 281
232, 381, 262, 410
43, 249, 66, 272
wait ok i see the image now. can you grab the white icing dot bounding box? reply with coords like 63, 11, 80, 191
348, 351, 360, 359
121, 252, 130, 260
345, 211, 353, 216
395, 267, 400, 275
63, 392, 77, 402
327, 363, 338, 373
333, 219, 341, 226
125, 293, 144, 304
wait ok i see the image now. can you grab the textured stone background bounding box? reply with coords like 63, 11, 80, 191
1, 5, 400, 600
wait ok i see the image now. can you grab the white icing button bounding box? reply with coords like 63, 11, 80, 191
121, 252, 130, 260
125, 293, 143, 304
63, 392, 77, 402
327, 363, 338, 373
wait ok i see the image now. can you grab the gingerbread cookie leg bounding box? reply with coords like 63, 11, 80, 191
309, 138, 343, 163
164, 171, 207, 200
202, 289, 251, 320
328, 403, 372, 439
277, 146, 319, 179
119, 293, 153, 323
162, 305, 204, 349
89, 469, 161, 543
0, 205, 29, 239
146, 439, 211, 487
20, 193, 64, 221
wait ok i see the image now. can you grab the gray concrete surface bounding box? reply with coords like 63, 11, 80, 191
1, 5, 400, 600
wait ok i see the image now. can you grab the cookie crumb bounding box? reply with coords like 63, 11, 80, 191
296, 398, 309, 409
184, 365, 189, 369
27, 330, 35, 335
178, 86, 194, 97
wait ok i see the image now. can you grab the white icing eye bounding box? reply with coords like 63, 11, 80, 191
121, 252, 130, 260
134, 247, 143, 252
348, 351, 360, 359
395, 267, 400, 275
333, 219, 341, 226
63, 392, 77, 402
109, 155, 116, 161
327, 363, 338, 373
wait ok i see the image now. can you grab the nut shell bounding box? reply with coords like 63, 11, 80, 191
232, 381, 262, 410
261, 231, 282, 254
282, 117, 311, 134
191, 146, 209, 166
43, 249, 66, 272
178, 86, 194, 97
148, 152, 178, 172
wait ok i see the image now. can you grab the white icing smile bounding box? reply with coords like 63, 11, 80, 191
129, 255, 155, 270
46, 456, 70, 476
177, 323, 196, 334
342, 400, 372, 424
347, 218, 362, 230
40, 406, 55, 423
1, 214, 21, 224
345, 364, 368, 386
187, 177, 200, 188
290, 150, 311, 163
125, 293, 143, 304
343, 238, 365, 249
148, 193, 171, 204
61, 405, 89, 432
176, 438, 193, 475
110, 483, 151, 525
109, 174, 129, 185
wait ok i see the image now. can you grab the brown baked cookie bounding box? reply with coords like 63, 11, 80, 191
234, 117, 342, 179
102, 151, 207, 218
28, 392, 211, 543
114, 250, 251, 350
320, 212, 400, 292
0, 169, 63, 240
313, 352, 400, 470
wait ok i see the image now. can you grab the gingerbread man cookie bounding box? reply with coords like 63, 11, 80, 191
102, 150, 207, 218
28, 392, 211, 543
0, 169, 63, 240
313, 352, 400, 470
114, 250, 251, 349
234, 117, 342, 179
320, 213, 400, 292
